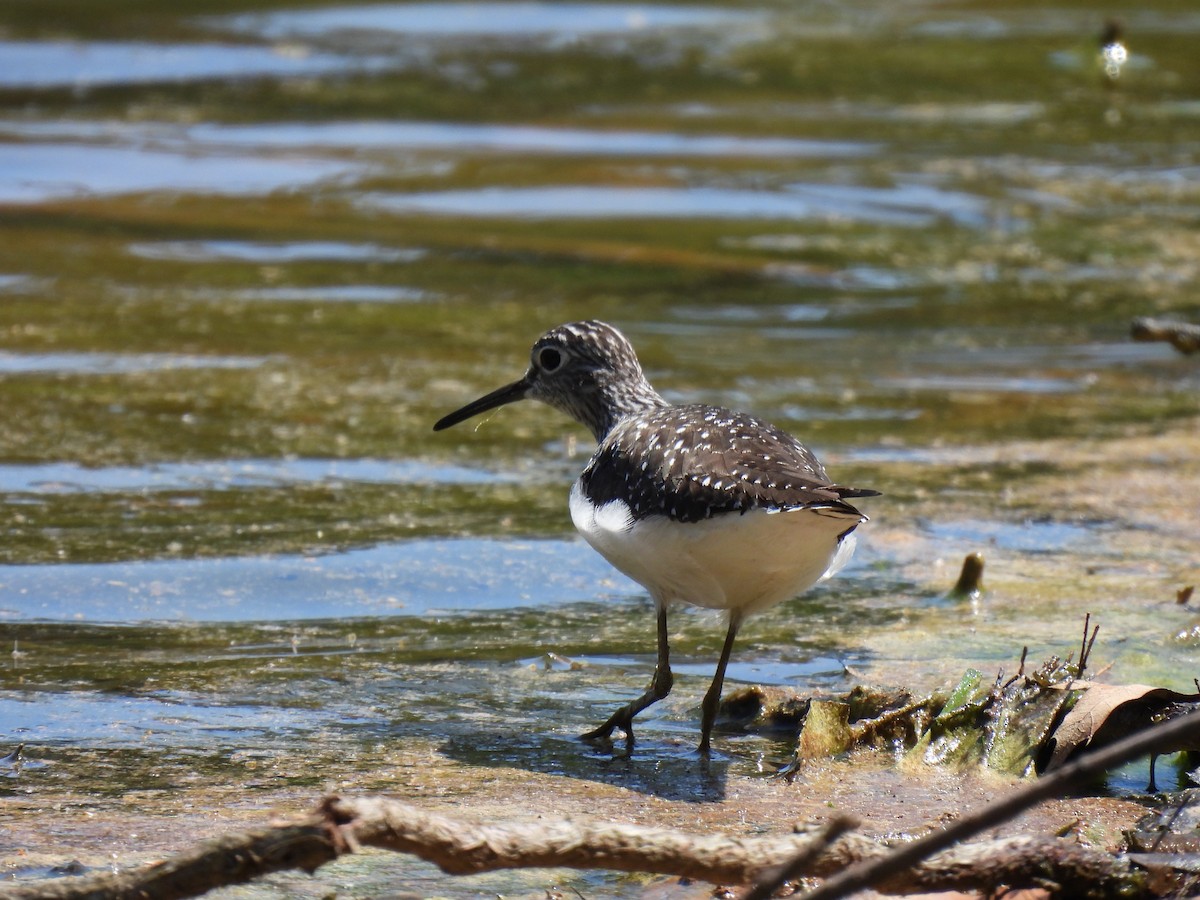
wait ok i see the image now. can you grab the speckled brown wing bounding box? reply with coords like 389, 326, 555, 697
579, 404, 877, 524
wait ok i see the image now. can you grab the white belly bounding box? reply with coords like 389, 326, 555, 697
569, 480, 861, 617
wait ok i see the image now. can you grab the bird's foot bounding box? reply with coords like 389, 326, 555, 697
580, 707, 635, 752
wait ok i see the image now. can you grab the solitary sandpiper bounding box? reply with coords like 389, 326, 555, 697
434, 320, 878, 754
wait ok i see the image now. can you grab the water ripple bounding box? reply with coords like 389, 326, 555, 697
0, 142, 357, 203
0, 539, 639, 622
0, 40, 363, 89
366, 181, 989, 227
185, 120, 878, 158
0, 351, 269, 375
127, 241, 426, 263
220, 2, 757, 40
0, 458, 510, 494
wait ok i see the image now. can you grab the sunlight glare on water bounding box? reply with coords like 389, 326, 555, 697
0, 539, 635, 622
0, 458, 512, 494
126, 241, 427, 263
365, 182, 990, 226
219, 2, 758, 40
0, 39, 363, 88
0, 142, 360, 203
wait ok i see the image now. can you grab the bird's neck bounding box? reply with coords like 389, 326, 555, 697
579, 377, 669, 443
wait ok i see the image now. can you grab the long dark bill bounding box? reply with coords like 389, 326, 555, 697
432, 378, 530, 431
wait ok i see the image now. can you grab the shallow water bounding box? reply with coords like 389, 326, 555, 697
0, 141, 360, 203
0, 40, 363, 89
218, 2, 758, 40
0, 457, 505, 493
0, 537, 636, 620
365, 181, 989, 226
1, 0, 1198, 894
126, 240, 426, 263
0, 351, 270, 375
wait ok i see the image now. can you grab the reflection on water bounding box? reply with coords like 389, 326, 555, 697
0, 692, 321, 747
0, 142, 359, 203
367, 181, 990, 226
0, 274, 45, 293
0, 39, 364, 89
0, 118, 855, 161
0, 457, 511, 494
0, 119, 875, 203
220, 2, 757, 40
921, 518, 1094, 555
211, 285, 431, 303
669, 655, 846, 687
186, 119, 878, 158
127, 241, 426, 263
0, 351, 269, 375
1, 118, 874, 159
880, 373, 1092, 395
0, 538, 637, 622
668, 100, 1050, 125
907, 9, 1200, 39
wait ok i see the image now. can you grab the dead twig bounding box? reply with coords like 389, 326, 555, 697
0, 820, 338, 900
0, 802, 869, 900
1080, 619, 1099, 681
323, 796, 859, 882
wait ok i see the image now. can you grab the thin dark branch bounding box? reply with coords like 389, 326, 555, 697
740, 815, 859, 900
0, 821, 337, 900
1078, 612, 1092, 677
1083, 623, 1100, 676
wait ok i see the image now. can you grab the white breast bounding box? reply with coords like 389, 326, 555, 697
569, 479, 861, 617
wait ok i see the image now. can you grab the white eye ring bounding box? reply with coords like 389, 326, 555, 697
538, 347, 563, 371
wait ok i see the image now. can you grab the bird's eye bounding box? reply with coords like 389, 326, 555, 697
538, 347, 562, 372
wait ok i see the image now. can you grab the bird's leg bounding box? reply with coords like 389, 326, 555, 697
581, 604, 673, 747
698, 613, 743, 755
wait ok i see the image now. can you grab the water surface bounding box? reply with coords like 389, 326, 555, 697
366, 181, 990, 226
0, 40, 364, 89
0, 142, 359, 203
220, 2, 757, 40
0, 0, 1198, 894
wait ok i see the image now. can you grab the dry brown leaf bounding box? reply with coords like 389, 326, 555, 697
1045, 683, 1200, 770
